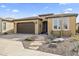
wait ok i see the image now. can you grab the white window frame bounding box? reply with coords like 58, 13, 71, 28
62, 17, 69, 31
52, 17, 70, 31
52, 18, 61, 31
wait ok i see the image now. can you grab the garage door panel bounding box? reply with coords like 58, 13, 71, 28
17, 22, 35, 34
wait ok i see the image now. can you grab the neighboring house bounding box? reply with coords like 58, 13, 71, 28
0, 18, 14, 34
76, 23, 79, 33
13, 13, 78, 36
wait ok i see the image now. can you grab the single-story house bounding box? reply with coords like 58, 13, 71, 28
0, 18, 14, 34
76, 23, 79, 33
13, 13, 78, 36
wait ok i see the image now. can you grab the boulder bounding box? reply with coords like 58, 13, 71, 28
52, 38, 65, 43
48, 43, 57, 48
34, 36, 46, 41
25, 36, 36, 41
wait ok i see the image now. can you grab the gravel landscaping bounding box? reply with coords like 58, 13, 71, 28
38, 39, 79, 56
22, 35, 79, 56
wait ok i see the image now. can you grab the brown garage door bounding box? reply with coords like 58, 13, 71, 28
17, 22, 35, 34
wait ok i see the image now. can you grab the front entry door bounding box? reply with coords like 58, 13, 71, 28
42, 21, 48, 34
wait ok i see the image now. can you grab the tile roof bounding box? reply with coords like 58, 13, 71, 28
0, 17, 14, 21
14, 16, 42, 21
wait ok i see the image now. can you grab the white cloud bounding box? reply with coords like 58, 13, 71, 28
66, 8, 72, 11
64, 8, 73, 13
12, 9, 19, 12
64, 11, 71, 13
0, 5, 6, 8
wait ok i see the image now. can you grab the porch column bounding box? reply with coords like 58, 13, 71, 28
35, 21, 39, 34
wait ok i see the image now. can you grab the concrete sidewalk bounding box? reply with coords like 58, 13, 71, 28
0, 39, 59, 56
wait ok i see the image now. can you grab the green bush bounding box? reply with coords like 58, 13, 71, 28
51, 31, 61, 38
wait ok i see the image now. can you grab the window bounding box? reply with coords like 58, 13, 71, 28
3, 22, 6, 30
52, 17, 69, 30
53, 18, 61, 30
63, 17, 69, 30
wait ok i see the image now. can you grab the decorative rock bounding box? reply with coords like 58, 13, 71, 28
72, 48, 78, 52
45, 39, 52, 44
29, 41, 45, 50
52, 38, 65, 43
30, 41, 43, 46
34, 36, 46, 41
48, 43, 57, 48
29, 46, 39, 50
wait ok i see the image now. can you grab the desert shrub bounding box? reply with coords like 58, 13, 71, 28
77, 45, 79, 48
71, 35, 79, 40
25, 37, 35, 41
25, 39, 33, 41
52, 40, 63, 43
51, 31, 61, 38
3, 32, 8, 35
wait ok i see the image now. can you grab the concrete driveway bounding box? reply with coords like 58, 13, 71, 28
0, 34, 34, 40
0, 39, 59, 56
0, 34, 48, 41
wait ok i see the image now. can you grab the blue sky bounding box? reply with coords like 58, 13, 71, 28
0, 3, 79, 23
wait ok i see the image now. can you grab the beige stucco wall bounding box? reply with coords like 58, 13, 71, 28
38, 20, 42, 34
47, 16, 77, 36
2, 21, 14, 33
47, 18, 52, 35
69, 16, 76, 35
14, 19, 39, 34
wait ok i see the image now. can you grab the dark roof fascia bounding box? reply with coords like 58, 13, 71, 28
38, 13, 54, 17
46, 13, 78, 19
2, 19, 13, 22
